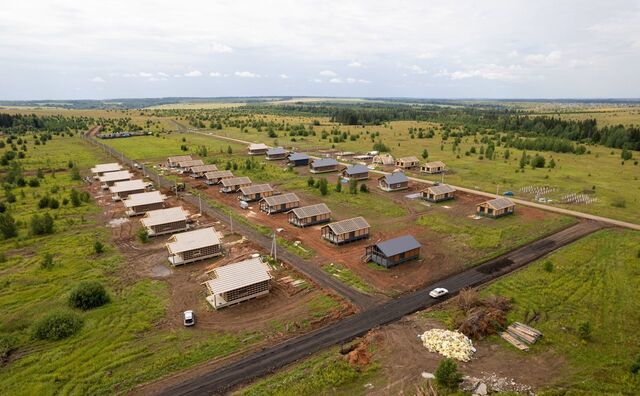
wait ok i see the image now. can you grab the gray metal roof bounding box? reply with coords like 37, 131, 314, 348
205, 170, 234, 180
177, 159, 204, 168
311, 158, 339, 168
99, 170, 133, 182
141, 207, 188, 227
425, 184, 456, 195
190, 164, 218, 173
166, 227, 220, 254
91, 163, 122, 173
266, 147, 287, 156
374, 235, 421, 257
261, 193, 299, 206
240, 183, 273, 195
167, 155, 193, 163
109, 179, 147, 193
249, 143, 269, 150
382, 172, 408, 184
484, 197, 515, 210
123, 191, 166, 207
205, 257, 271, 295
288, 152, 309, 161
290, 203, 331, 219
344, 164, 368, 175
221, 176, 252, 187
324, 216, 370, 235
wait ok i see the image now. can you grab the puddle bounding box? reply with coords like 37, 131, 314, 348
151, 264, 172, 277
108, 218, 129, 227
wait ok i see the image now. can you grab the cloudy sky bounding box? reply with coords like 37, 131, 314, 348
1, 0, 639, 100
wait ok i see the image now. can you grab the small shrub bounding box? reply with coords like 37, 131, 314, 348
68, 281, 110, 310
0, 213, 18, 239
28, 178, 40, 187
631, 354, 640, 375
48, 198, 59, 209
40, 253, 54, 270
29, 213, 54, 235
0, 202, 5, 213
94, 241, 105, 254
0, 334, 17, 359
359, 183, 368, 193
578, 321, 591, 341
32, 311, 83, 341
611, 197, 626, 208
543, 260, 554, 272
435, 358, 463, 390
138, 228, 149, 243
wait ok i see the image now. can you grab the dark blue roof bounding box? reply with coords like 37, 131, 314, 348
267, 147, 287, 155
344, 164, 368, 175
288, 152, 309, 161
384, 172, 408, 184
311, 158, 339, 168
375, 235, 421, 257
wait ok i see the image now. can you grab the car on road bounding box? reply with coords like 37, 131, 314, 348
183, 310, 195, 326
429, 287, 449, 298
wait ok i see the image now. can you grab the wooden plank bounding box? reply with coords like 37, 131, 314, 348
513, 322, 543, 337
500, 332, 529, 351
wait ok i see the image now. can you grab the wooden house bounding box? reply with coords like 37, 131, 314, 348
204, 170, 234, 185
309, 158, 340, 174
204, 257, 272, 309
177, 159, 204, 171
421, 161, 446, 174
365, 235, 421, 268
109, 179, 148, 200
421, 184, 456, 202
265, 147, 288, 160
378, 172, 409, 192
238, 184, 274, 202
342, 164, 369, 180
141, 207, 189, 236
476, 197, 515, 218
99, 170, 134, 188
248, 143, 269, 155
288, 152, 310, 167
91, 162, 122, 178
123, 191, 166, 216
395, 156, 420, 169
321, 217, 370, 245
259, 193, 300, 214
288, 203, 331, 227
167, 155, 193, 168
190, 164, 218, 178
166, 227, 222, 266
220, 176, 252, 193
372, 153, 394, 165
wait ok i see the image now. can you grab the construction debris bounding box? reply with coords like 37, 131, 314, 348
500, 322, 542, 351
419, 329, 476, 362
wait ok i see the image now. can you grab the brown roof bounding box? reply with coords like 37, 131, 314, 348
240, 184, 273, 195
323, 217, 370, 235
205, 170, 234, 180
482, 197, 515, 210
424, 160, 446, 168
290, 203, 331, 219
424, 184, 456, 195
397, 156, 419, 163
261, 193, 300, 206
221, 176, 252, 187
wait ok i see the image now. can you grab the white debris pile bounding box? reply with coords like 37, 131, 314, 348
419, 329, 476, 362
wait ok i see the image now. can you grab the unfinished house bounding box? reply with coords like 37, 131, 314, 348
395, 156, 420, 169
204, 170, 234, 185
288, 152, 310, 167
123, 191, 166, 216
309, 158, 340, 174
238, 184, 274, 202
99, 170, 134, 188
288, 203, 331, 227
248, 143, 269, 155
166, 227, 222, 266
342, 164, 369, 180
220, 176, 252, 193
321, 217, 370, 245
204, 257, 272, 309
421, 184, 456, 202
141, 207, 189, 236
91, 162, 122, 178
476, 197, 516, 218
259, 193, 300, 214
421, 161, 446, 174
365, 235, 421, 268
372, 153, 394, 166
177, 159, 204, 172
109, 179, 148, 200
190, 164, 218, 178
378, 172, 409, 192
167, 155, 193, 168
265, 147, 288, 160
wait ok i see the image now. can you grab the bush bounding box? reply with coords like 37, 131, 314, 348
68, 281, 110, 310
28, 178, 40, 187
578, 321, 591, 341
543, 260, 554, 272
29, 213, 54, 235
94, 240, 105, 254
48, 198, 59, 209
359, 183, 368, 193
318, 178, 329, 196
435, 358, 463, 390
38, 196, 51, 209
307, 176, 315, 187
0, 213, 18, 239
32, 311, 83, 341
0, 202, 5, 213
40, 253, 54, 270
0, 334, 17, 359
611, 197, 626, 208
138, 228, 149, 243
631, 354, 640, 375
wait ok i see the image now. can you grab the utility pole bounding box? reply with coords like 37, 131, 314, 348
199, 195, 202, 214
230, 213, 233, 233
271, 232, 277, 261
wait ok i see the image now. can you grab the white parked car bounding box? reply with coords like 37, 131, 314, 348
429, 288, 449, 298
183, 310, 195, 327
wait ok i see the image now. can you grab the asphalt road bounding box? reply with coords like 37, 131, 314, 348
156, 220, 603, 396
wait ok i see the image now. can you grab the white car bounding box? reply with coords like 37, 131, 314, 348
429, 288, 449, 298
183, 310, 195, 327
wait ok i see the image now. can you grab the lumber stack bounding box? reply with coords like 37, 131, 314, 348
500, 322, 542, 351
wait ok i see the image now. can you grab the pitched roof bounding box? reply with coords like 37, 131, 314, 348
177, 159, 204, 168
484, 197, 515, 210
398, 156, 419, 163
425, 184, 456, 195
249, 143, 269, 150
240, 183, 273, 195
190, 164, 218, 173
288, 152, 309, 161
205, 170, 234, 180
166, 227, 220, 254
324, 217, 370, 235
221, 176, 252, 187
123, 191, 166, 207
344, 164, 368, 175
91, 163, 122, 173
382, 172, 408, 184
141, 207, 188, 227
266, 147, 287, 156
261, 193, 299, 206
311, 158, 339, 168
424, 160, 446, 168
374, 235, 421, 257
99, 170, 134, 183
205, 257, 271, 294
109, 179, 148, 193
167, 155, 193, 163
290, 203, 331, 219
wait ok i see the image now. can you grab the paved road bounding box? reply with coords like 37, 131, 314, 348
191, 130, 640, 231
156, 220, 603, 395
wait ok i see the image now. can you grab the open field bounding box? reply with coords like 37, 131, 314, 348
0, 136, 349, 395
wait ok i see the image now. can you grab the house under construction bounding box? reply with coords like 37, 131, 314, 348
166, 227, 222, 266
204, 257, 272, 309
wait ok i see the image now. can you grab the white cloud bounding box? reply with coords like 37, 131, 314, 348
320, 70, 337, 77
347, 61, 363, 67
209, 71, 222, 77
310, 78, 322, 83
346, 77, 370, 84
436, 64, 525, 81
235, 71, 260, 78
279, 74, 289, 79
406, 64, 428, 74
417, 52, 436, 60
329, 77, 343, 84
184, 70, 202, 77
157, 72, 169, 77
90, 76, 105, 83
122, 73, 138, 78
209, 42, 233, 53
525, 50, 562, 65
139, 72, 153, 77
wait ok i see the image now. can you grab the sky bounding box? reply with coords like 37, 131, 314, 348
1, 0, 639, 100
